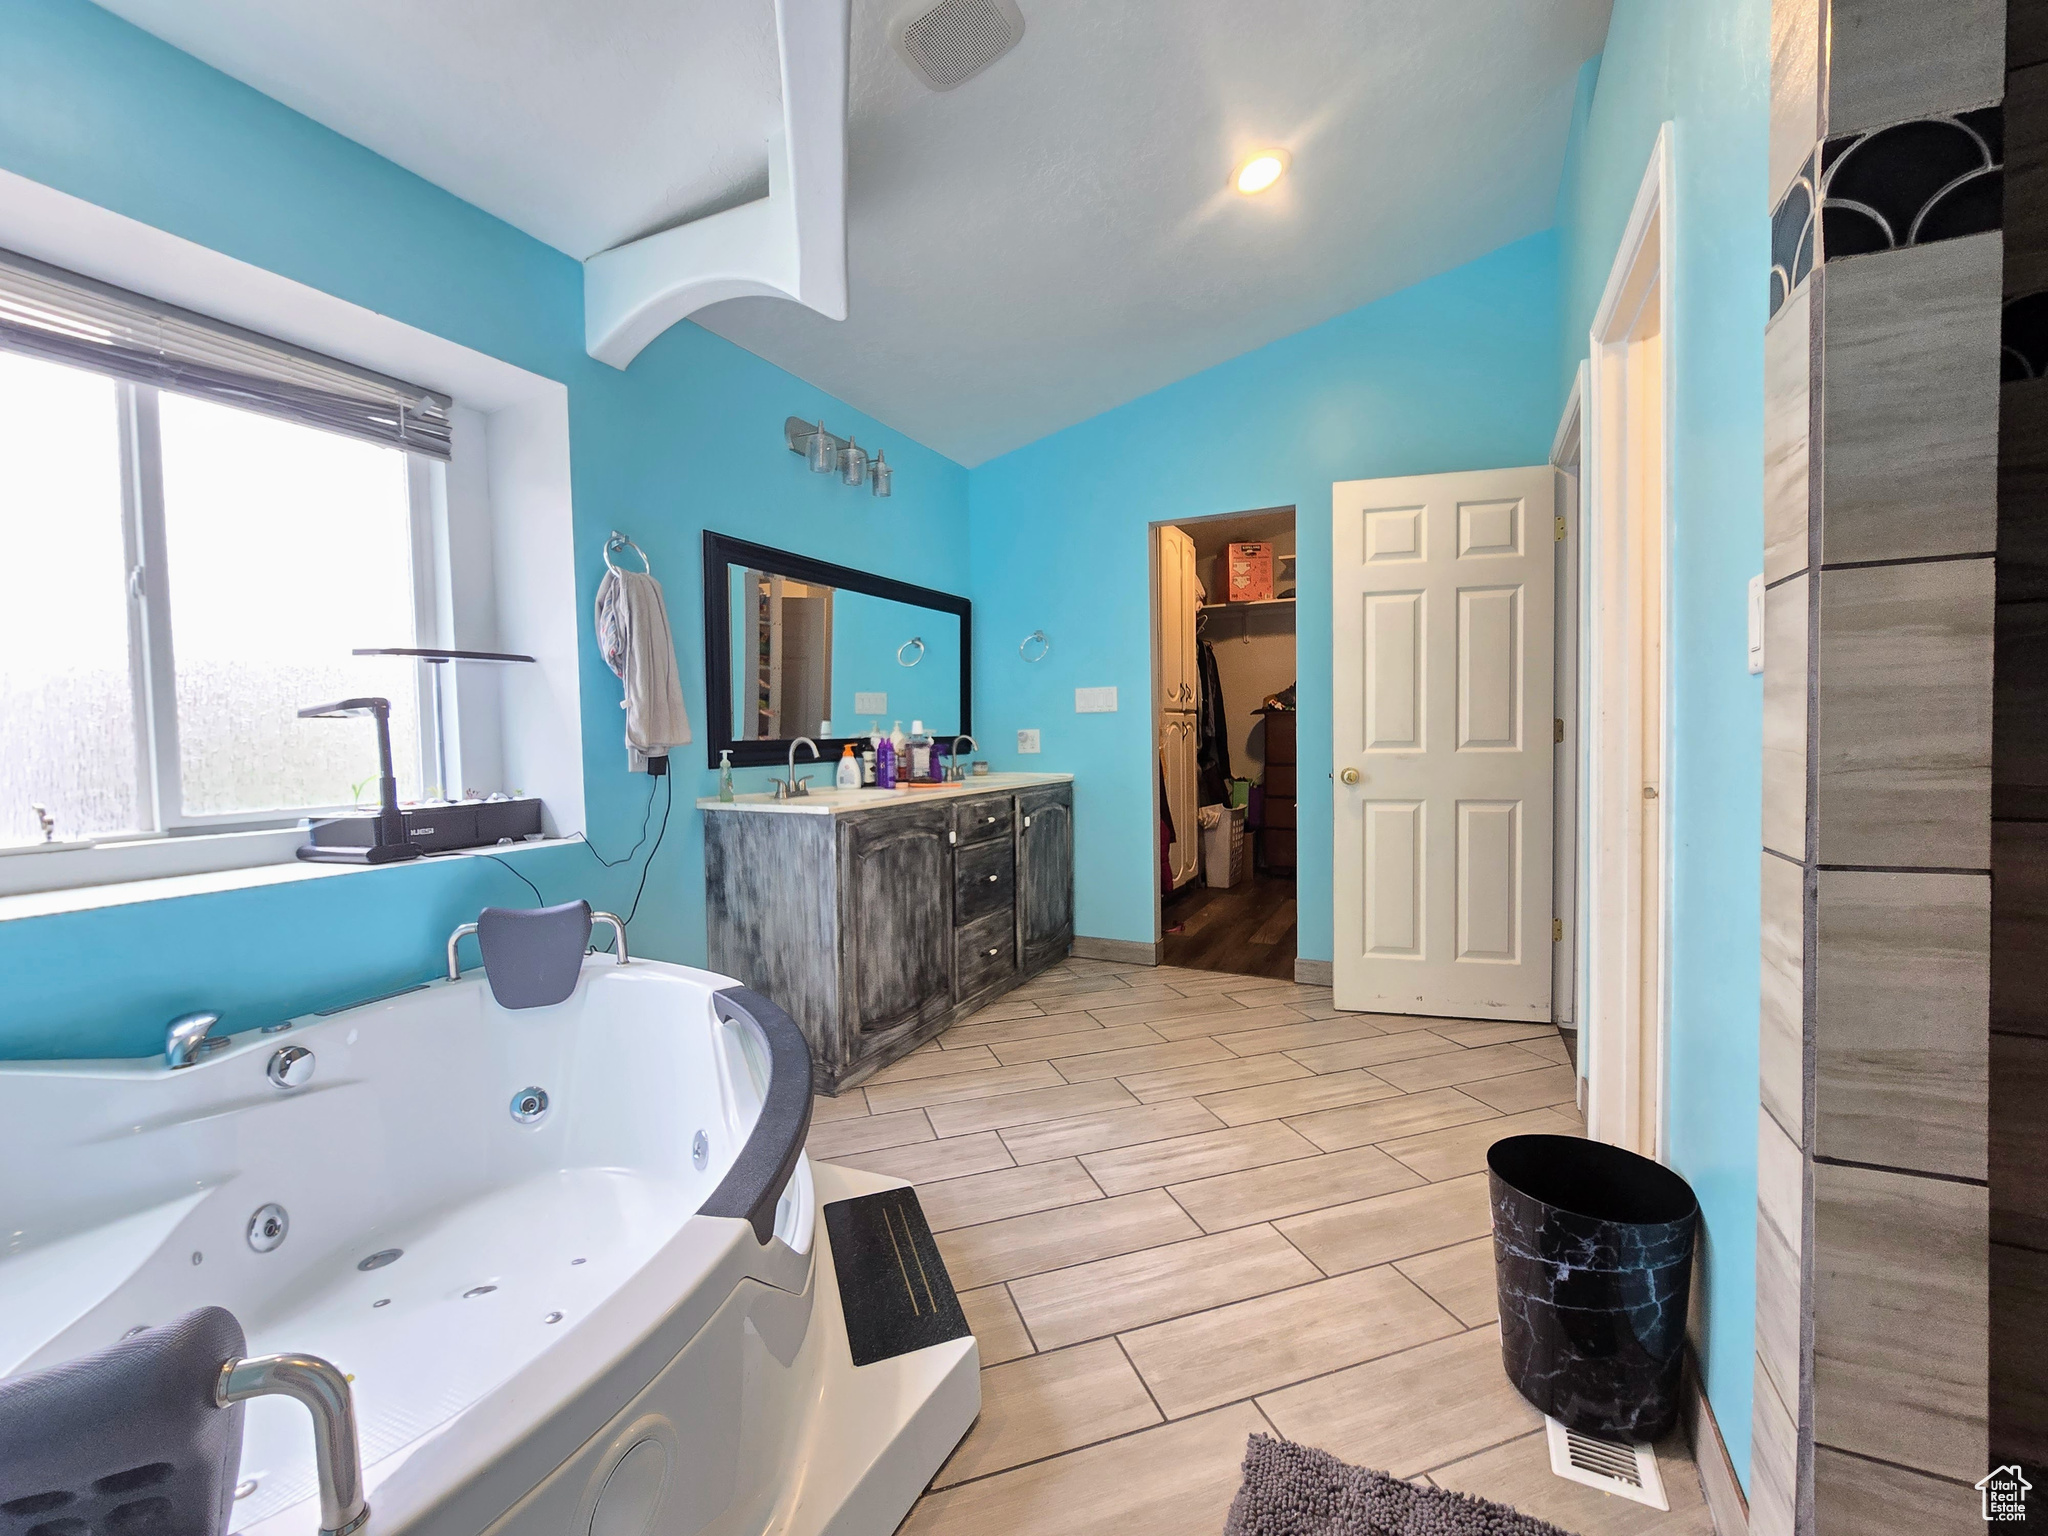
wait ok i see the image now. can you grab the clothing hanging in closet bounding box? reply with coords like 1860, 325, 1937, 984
1195, 637, 1231, 807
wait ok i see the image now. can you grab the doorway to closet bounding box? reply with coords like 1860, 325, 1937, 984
1151, 507, 1298, 979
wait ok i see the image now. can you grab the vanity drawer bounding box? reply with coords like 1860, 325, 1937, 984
955, 910, 1017, 998
954, 839, 1016, 926
951, 795, 1014, 847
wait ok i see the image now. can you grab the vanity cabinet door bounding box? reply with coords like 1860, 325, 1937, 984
838, 807, 955, 1046
1015, 785, 1075, 976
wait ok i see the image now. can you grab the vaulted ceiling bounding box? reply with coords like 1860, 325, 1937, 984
93, 0, 1609, 464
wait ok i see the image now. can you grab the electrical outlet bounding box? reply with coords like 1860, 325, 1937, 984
854, 691, 887, 714
1017, 728, 1041, 754
1074, 686, 1118, 713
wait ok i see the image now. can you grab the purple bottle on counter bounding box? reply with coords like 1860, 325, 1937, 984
876, 733, 897, 788
931, 742, 948, 782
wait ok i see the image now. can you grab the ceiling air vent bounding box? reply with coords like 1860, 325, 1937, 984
1544, 1418, 1669, 1511
891, 0, 1025, 91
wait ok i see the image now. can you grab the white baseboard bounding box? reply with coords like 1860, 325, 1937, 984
1293, 958, 1334, 986
1070, 936, 1158, 966
1683, 1351, 1750, 1536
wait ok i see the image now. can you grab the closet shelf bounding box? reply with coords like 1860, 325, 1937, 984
1198, 597, 1295, 615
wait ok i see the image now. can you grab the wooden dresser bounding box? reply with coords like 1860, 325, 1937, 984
1258, 709, 1297, 872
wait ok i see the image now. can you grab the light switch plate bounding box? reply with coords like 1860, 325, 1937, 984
1075, 686, 1118, 713
1017, 729, 1041, 754
1746, 574, 1765, 675
854, 691, 888, 714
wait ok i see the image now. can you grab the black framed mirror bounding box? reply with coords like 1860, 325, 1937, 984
702, 531, 973, 767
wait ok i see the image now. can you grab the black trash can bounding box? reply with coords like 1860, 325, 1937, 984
1487, 1133, 1699, 1441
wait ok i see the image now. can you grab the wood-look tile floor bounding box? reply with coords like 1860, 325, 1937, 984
809, 959, 1718, 1536
1160, 871, 1299, 978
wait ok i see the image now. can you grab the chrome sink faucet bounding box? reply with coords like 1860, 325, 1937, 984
166, 1010, 226, 1069
947, 735, 978, 781
776, 737, 819, 800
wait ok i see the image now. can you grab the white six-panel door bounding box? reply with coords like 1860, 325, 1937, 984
1331, 467, 1557, 1020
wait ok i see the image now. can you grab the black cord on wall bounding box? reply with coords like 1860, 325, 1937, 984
621, 773, 674, 928
479, 853, 544, 906
472, 763, 672, 933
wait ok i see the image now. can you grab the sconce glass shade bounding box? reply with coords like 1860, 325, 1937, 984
870, 450, 892, 498
840, 436, 868, 486
806, 420, 835, 473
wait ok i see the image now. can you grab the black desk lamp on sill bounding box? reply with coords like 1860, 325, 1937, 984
295, 697, 422, 865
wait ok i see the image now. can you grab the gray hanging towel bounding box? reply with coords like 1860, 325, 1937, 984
596, 567, 692, 771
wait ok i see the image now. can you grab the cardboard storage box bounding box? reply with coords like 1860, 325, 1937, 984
1226, 541, 1274, 602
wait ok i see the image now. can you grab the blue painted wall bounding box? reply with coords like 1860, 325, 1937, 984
0, 10, 1767, 1490
965, 233, 1562, 960
0, 0, 971, 1059
1552, 0, 1770, 1485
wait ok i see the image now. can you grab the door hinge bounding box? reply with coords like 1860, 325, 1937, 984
1553, 918, 1563, 942
1554, 515, 1567, 543
1553, 717, 1564, 744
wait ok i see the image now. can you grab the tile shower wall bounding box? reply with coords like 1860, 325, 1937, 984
1760, 2, 2001, 1529
1994, 0, 2048, 1485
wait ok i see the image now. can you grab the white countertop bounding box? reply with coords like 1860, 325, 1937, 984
697, 771, 1073, 816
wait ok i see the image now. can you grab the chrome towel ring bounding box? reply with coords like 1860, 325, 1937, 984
897, 637, 925, 667
1020, 630, 1051, 663
603, 531, 651, 575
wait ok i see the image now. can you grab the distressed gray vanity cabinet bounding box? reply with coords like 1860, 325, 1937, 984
1016, 784, 1075, 974
702, 777, 1075, 1093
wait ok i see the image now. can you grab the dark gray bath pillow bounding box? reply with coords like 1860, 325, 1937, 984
477, 899, 594, 1008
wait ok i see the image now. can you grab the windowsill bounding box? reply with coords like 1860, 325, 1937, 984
0, 835, 574, 923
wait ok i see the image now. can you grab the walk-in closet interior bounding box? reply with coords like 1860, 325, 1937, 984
1152, 508, 1298, 978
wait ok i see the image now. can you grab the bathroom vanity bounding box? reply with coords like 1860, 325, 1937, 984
701, 775, 1075, 1093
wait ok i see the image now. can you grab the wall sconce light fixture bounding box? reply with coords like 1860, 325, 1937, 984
804, 418, 835, 473
786, 415, 894, 499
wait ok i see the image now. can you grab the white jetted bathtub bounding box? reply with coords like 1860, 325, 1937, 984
0, 952, 978, 1536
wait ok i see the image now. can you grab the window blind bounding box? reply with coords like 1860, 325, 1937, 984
0, 248, 453, 460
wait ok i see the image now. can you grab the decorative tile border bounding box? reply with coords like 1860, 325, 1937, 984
1770, 150, 1817, 318
1770, 105, 2004, 320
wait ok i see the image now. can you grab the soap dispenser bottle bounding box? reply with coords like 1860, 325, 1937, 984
717, 749, 735, 803
863, 722, 880, 785
909, 720, 931, 781
889, 720, 908, 777
836, 743, 861, 789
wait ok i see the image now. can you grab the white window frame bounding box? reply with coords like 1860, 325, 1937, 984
3, 369, 452, 855
0, 163, 585, 911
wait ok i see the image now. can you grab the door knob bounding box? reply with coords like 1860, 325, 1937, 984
1340, 768, 1360, 785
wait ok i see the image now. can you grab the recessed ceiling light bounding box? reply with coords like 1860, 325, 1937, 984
1234, 151, 1289, 195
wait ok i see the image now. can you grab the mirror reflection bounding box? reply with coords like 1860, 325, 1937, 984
727, 569, 963, 742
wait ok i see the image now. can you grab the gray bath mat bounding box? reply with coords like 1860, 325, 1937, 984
1225, 1435, 1576, 1536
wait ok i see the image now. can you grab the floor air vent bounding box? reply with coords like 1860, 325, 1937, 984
1544, 1417, 1668, 1510
891, 0, 1025, 91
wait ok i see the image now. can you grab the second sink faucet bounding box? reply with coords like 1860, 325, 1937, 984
948, 735, 978, 781
777, 736, 819, 800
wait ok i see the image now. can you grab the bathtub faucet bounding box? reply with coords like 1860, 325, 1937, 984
165, 1011, 227, 1069
216, 1352, 370, 1536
